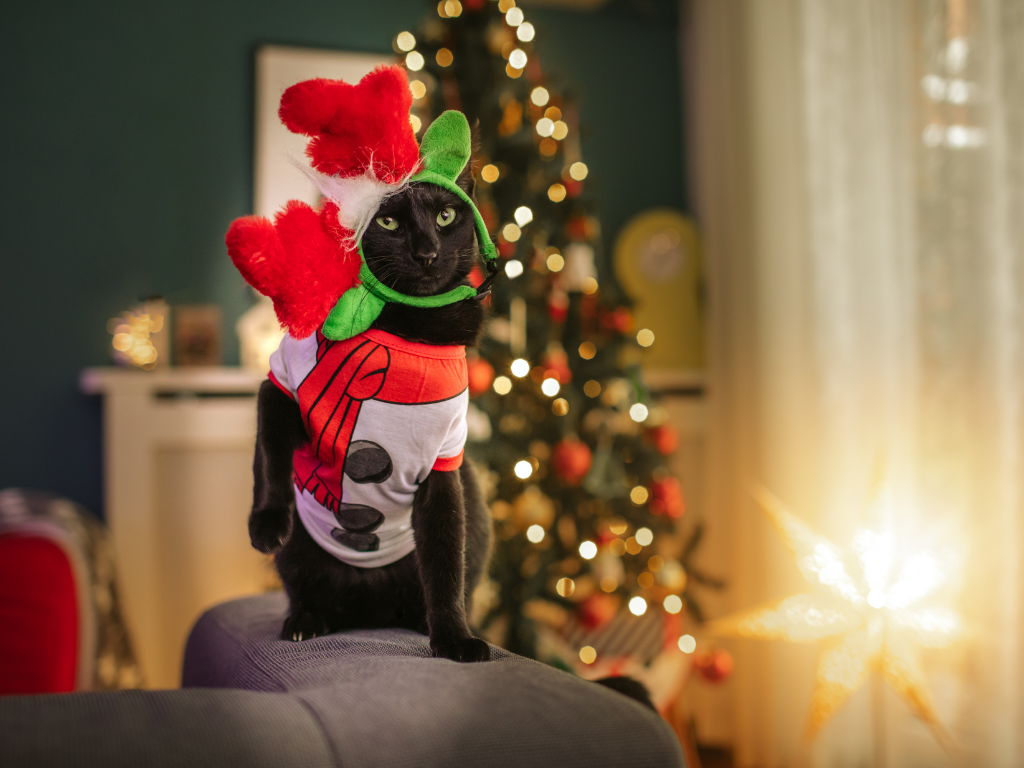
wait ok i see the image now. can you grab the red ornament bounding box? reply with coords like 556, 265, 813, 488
542, 350, 572, 384
577, 593, 617, 630
600, 306, 633, 334
548, 290, 569, 324
694, 648, 733, 684
649, 476, 685, 518
646, 424, 679, 456
551, 437, 593, 486
467, 358, 495, 397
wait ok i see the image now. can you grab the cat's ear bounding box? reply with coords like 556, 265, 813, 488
455, 119, 480, 198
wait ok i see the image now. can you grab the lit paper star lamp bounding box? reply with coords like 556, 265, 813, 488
708, 485, 961, 749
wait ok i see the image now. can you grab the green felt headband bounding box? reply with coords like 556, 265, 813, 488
322, 111, 497, 341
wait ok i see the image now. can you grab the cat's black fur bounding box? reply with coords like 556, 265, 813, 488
248, 158, 493, 663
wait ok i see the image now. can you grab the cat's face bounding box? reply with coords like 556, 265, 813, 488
361, 171, 478, 298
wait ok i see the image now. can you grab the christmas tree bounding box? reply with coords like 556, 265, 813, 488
396, 0, 717, 663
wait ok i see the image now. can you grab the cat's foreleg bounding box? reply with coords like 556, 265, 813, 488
249, 380, 308, 554
412, 469, 491, 662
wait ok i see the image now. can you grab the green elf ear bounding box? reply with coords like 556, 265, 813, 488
418, 110, 471, 181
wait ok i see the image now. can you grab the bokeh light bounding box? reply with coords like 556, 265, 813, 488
396, 32, 416, 52
514, 206, 533, 226
546, 252, 564, 271
526, 524, 545, 543
516, 22, 535, 41
436, 47, 454, 67
409, 79, 427, 99
629, 403, 649, 423
569, 162, 589, 180
579, 541, 597, 559
481, 164, 500, 183
583, 380, 601, 397
541, 377, 560, 396
551, 120, 568, 140
502, 223, 522, 242
493, 376, 512, 395
629, 597, 648, 616
510, 358, 530, 377
552, 398, 569, 416
664, 595, 683, 614
579, 646, 597, 664
405, 51, 425, 71
578, 342, 596, 360
581, 276, 599, 294
637, 328, 655, 347
530, 87, 550, 106
504, 259, 524, 279
548, 183, 566, 202
535, 117, 554, 137
635, 527, 654, 546
630, 486, 649, 505
514, 460, 533, 479
556, 577, 575, 597
509, 48, 528, 69
506, 7, 524, 25
409, 114, 422, 133
678, 634, 697, 653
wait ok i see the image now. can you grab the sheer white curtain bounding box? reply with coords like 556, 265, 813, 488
685, 0, 1024, 765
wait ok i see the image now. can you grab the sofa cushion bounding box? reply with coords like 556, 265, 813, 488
0, 688, 333, 768
183, 593, 685, 768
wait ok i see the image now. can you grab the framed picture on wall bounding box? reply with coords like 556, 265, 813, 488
254, 45, 391, 218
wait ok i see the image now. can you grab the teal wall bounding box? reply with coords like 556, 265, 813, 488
0, 0, 686, 517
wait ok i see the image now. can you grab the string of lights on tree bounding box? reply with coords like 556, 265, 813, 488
392, 0, 725, 678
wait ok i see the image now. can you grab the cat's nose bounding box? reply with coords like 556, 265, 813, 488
414, 252, 437, 269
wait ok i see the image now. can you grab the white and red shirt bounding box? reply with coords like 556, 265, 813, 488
269, 329, 469, 568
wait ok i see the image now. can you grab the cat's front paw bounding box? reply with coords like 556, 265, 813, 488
249, 506, 293, 553
281, 609, 330, 642
430, 634, 491, 663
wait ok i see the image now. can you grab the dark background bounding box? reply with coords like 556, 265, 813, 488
0, 0, 687, 517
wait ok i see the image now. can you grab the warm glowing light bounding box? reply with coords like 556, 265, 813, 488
509, 48, 527, 69
505, 7, 524, 25
578, 342, 596, 360
504, 259, 524, 279
539, 138, 558, 156
444, 0, 462, 17
551, 120, 568, 140
493, 376, 512, 395
637, 328, 655, 347
548, 183, 566, 202
544, 106, 562, 121
625, 537, 642, 555
516, 22, 535, 41
409, 80, 427, 99
514, 206, 533, 226
541, 378, 560, 397
552, 398, 568, 416
579, 541, 597, 559
409, 114, 422, 133
581, 277, 598, 294
648, 555, 664, 572
531, 87, 550, 107
635, 527, 654, 547
710, 485, 964, 740
396, 32, 416, 52
678, 634, 697, 653
583, 380, 601, 397
405, 51, 425, 71
436, 47, 453, 67
502, 223, 521, 242
637, 572, 655, 589
628, 597, 648, 616
579, 646, 597, 664
630, 486, 649, 505
664, 595, 683, 614
609, 538, 626, 557
514, 460, 533, 479
526, 524, 545, 543
506, 63, 523, 79
112, 333, 133, 352
569, 162, 589, 181
481, 164, 500, 183
535, 117, 554, 137
609, 519, 628, 535
629, 404, 649, 423
546, 252, 564, 271
497, 0, 515, 11
556, 577, 575, 597
510, 358, 530, 378
600, 576, 618, 592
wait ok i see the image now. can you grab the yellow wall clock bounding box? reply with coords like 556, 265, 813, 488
613, 208, 704, 371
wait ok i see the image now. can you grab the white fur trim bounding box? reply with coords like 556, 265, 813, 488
294, 158, 418, 245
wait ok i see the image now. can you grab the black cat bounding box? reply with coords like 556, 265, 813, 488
248, 158, 493, 663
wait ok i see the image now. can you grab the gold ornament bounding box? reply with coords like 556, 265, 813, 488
709, 485, 961, 747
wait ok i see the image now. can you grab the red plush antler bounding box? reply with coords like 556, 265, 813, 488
279, 65, 421, 182
226, 201, 360, 339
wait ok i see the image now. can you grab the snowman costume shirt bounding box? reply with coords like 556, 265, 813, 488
268, 328, 469, 568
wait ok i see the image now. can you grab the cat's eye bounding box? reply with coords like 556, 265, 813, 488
436, 206, 457, 227
375, 216, 399, 231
